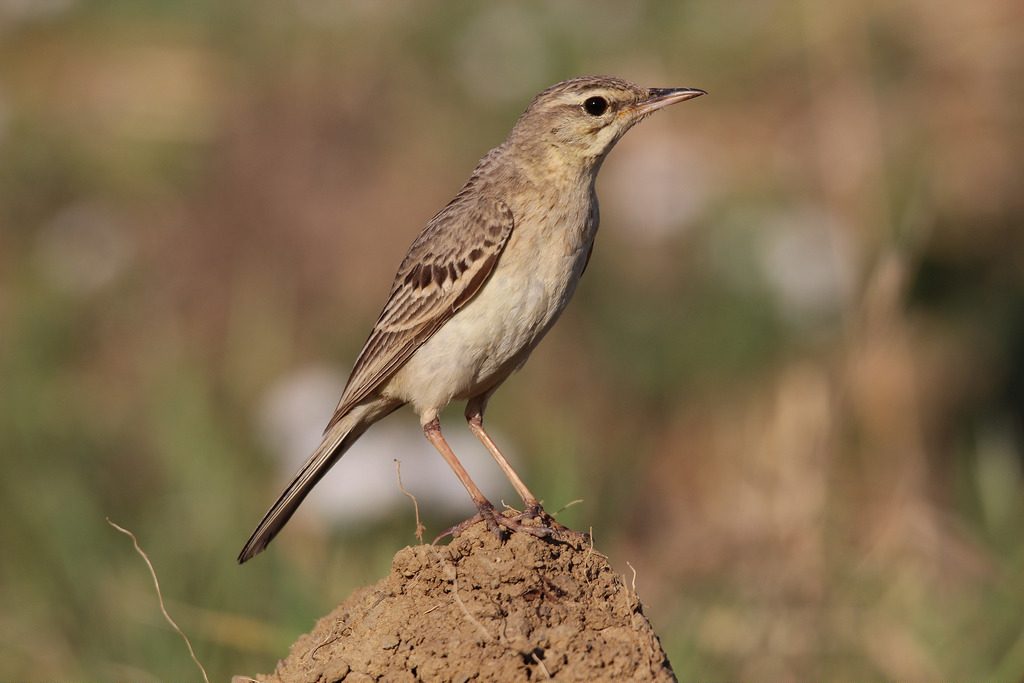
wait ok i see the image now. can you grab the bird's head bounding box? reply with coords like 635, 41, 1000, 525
509, 75, 705, 165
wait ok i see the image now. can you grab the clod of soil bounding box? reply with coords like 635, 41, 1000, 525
249, 518, 676, 682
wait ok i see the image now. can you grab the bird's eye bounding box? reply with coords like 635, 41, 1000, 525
583, 96, 608, 116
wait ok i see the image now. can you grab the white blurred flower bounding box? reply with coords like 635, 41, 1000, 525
759, 207, 856, 324
33, 204, 134, 295
0, 0, 77, 22
604, 131, 711, 243
258, 364, 519, 528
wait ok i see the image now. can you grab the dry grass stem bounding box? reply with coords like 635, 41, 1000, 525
107, 518, 210, 683
554, 499, 584, 515
530, 650, 553, 679
310, 634, 340, 660
393, 459, 426, 543
430, 548, 493, 642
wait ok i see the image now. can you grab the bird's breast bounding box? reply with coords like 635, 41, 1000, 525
389, 192, 598, 412
459, 196, 598, 371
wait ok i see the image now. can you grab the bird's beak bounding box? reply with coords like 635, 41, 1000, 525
633, 87, 707, 116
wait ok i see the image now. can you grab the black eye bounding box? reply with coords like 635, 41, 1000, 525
583, 96, 608, 116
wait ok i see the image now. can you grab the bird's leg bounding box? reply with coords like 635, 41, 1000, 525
465, 397, 540, 511
464, 399, 588, 546
423, 417, 550, 543
423, 417, 492, 510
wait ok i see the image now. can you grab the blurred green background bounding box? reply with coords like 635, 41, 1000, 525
2, 0, 1022, 680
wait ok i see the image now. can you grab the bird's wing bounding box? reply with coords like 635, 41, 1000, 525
325, 195, 515, 431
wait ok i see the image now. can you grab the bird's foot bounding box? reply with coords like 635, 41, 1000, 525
434, 502, 590, 549
434, 501, 548, 544
511, 503, 591, 548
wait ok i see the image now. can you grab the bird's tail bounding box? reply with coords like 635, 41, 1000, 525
237, 404, 388, 564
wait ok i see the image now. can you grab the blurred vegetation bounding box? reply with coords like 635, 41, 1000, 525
1, 0, 1022, 680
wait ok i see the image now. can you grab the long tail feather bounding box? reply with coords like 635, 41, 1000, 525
238, 410, 372, 564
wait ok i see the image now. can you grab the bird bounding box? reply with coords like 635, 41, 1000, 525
238, 75, 705, 563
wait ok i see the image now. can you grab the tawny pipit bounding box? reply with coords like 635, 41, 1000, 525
238, 76, 705, 563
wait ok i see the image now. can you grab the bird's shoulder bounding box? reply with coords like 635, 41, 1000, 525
325, 177, 517, 425
384, 185, 515, 316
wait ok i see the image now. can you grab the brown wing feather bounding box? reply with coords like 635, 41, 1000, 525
324, 196, 514, 431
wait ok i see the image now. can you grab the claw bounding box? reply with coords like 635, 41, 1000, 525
433, 502, 590, 548
434, 501, 505, 543
510, 505, 590, 547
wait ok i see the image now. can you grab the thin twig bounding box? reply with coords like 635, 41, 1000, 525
585, 526, 602, 559
626, 561, 638, 594
107, 518, 210, 683
530, 650, 552, 679
394, 459, 425, 543
430, 548, 492, 642
624, 561, 641, 629
585, 526, 607, 560
451, 569, 493, 642
310, 634, 340, 660
553, 498, 584, 515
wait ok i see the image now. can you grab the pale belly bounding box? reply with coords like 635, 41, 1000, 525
386, 237, 590, 417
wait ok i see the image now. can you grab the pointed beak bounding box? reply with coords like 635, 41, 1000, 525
633, 87, 707, 116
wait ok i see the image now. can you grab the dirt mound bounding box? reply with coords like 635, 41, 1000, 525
249, 518, 675, 682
